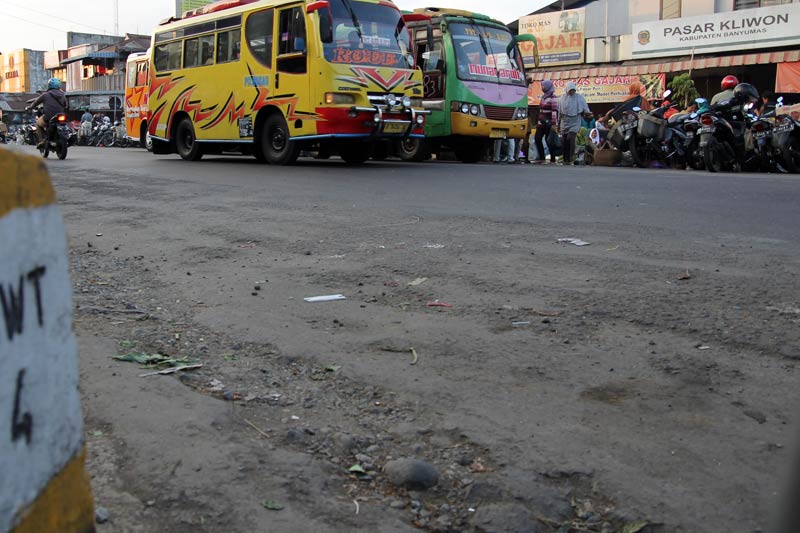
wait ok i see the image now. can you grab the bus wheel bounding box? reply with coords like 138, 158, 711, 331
141, 124, 153, 152
339, 144, 370, 164
262, 114, 299, 165
175, 118, 203, 161
454, 140, 483, 163
398, 138, 430, 162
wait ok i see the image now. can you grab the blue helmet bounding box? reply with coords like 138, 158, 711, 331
47, 77, 62, 90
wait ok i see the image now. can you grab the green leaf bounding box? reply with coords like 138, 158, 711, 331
262, 500, 284, 511
348, 464, 366, 474
622, 520, 649, 533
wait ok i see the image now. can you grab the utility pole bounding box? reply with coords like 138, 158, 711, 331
114, 0, 119, 36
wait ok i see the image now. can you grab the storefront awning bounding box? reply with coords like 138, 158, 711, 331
60, 51, 119, 65
529, 50, 800, 81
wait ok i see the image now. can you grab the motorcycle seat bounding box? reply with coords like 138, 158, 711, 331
668, 113, 689, 125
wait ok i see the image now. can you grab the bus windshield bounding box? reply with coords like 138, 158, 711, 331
322, 0, 413, 69
449, 22, 525, 86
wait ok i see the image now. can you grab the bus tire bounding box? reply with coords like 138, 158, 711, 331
339, 144, 370, 164
141, 123, 153, 152
261, 114, 299, 165
398, 138, 430, 162
175, 117, 203, 161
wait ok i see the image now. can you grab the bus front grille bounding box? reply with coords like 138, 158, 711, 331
484, 106, 516, 121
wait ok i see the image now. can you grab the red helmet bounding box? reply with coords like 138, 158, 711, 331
721, 75, 739, 90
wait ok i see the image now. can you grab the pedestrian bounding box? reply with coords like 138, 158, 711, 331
520, 118, 533, 164
492, 137, 515, 163
758, 90, 775, 116
558, 81, 590, 165
534, 79, 558, 164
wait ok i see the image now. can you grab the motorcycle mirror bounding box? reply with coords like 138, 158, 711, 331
632, 106, 641, 112
663, 89, 672, 99
690, 112, 698, 119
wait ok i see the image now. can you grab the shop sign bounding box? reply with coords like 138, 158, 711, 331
518, 8, 585, 68
175, 0, 213, 17
633, 3, 800, 59
528, 74, 666, 105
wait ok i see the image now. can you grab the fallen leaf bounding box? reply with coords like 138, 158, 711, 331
621, 520, 649, 533
348, 464, 366, 474
262, 500, 284, 511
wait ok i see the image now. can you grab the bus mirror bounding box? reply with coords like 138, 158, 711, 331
514, 34, 539, 68
306, 1, 329, 14
294, 37, 306, 53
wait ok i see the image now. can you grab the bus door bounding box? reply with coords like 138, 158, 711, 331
414, 27, 445, 128
275, 4, 309, 126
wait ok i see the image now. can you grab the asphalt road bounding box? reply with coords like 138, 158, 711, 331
18, 144, 800, 532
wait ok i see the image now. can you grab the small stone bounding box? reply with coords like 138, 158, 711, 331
95, 506, 110, 524
254, 285, 261, 291
389, 499, 406, 509
286, 428, 308, 443
366, 444, 380, 454
355, 453, 373, 464
744, 410, 767, 424
384, 458, 439, 490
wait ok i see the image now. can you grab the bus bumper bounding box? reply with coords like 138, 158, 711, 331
450, 113, 528, 139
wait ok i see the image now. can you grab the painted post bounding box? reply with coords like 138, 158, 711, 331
0, 147, 94, 533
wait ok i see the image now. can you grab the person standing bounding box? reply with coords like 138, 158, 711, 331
534, 79, 559, 164
558, 81, 590, 164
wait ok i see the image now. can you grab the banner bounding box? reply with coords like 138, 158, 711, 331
632, 3, 800, 59
528, 74, 666, 105
776, 62, 800, 94
518, 8, 585, 68
175, 0, 214, 17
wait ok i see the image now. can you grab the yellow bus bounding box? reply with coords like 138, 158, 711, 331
125, 52, 152, 150
148, 0, 428, 164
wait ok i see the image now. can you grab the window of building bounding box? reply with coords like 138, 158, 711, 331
735, 0, 793, 9
661, 0, 681, 19
246, 9, 274, 67
217, 29, 241, 63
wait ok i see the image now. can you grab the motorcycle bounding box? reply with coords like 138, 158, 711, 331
36, 112, 70, 160
771, 97, 800, 173
699, 99, 757, 173
627, 91, 691, 169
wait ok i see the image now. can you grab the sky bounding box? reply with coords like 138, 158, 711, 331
1, 0, 554, 53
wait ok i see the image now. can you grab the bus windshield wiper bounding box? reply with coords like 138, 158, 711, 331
471, 21, 501, 82
340, 0, 363, 40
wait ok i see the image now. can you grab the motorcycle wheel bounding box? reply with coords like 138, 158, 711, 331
57, 139, 68, 160
784, 135, 800, 173
39, 141, 49, 159
689, 148, 705, 170
629, 137, 652, 169
703, 138, 725, 173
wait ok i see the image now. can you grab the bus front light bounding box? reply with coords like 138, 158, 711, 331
402, 96, 412, 109
385, 94, 398, 107
469, 105, 479, 116
460, 103, 470, 114
325, 92, 356, 105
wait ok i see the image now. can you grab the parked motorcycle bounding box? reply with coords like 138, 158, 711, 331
627, 91, 691, 169
700, 83, 761, 173
771, 97, 800, 173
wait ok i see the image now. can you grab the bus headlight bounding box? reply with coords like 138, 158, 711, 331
402, 96, 412, 108
460, 103, 470, 114
325, 93, 356, 105
470, 104, 480, 116
385, 94, 398, 106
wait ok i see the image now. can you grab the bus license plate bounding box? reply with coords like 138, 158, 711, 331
382, 123, 406, 134
490, 129, 507, 139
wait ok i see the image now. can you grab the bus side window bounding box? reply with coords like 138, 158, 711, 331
277, 7, 307, 74
155, 41, 181, 72
200, 35, 215, 65
136, 61, 148, 86
217, 29, 241, 63
184, 38, 200, 68
245, 9, 274, 67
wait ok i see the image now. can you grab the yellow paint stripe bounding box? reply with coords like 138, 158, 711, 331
0, 147, 57, 219
12, 447, 95, 533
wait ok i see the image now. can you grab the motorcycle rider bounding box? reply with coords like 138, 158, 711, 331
26, 78, 67, 149
711, 75, 739, 105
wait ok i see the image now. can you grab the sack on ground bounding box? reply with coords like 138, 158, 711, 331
546, 130, 562, 156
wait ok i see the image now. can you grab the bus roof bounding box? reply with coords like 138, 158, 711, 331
410, 7, 493, 22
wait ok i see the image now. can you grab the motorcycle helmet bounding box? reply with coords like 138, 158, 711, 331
733, 83, 759, 104
721, 75, 739, 91
47, 77, 62, 90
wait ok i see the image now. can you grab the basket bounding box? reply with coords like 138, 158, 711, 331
607, 123, 624, 148
591, 141, 622, 166
637, 114, 667, 141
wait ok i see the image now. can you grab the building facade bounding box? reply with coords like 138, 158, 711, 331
518, 0, 800, 108
0, 49, 49, 93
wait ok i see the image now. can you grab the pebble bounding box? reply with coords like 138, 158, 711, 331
95, 506, 110, 524
389, 499, 406, 509
383, 458, 439, 490
355, 453, 372, 464
366, 444, 381, 454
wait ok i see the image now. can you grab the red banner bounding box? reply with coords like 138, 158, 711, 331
776, 61, 800, 93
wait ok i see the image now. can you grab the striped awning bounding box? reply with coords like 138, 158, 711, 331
529, 50, 800, 81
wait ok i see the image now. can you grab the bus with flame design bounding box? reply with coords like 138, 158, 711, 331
148, 0, 428, 164
397, 8, 538, 163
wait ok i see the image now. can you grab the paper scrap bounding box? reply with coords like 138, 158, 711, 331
304, 294, 346, 302
557, 238, 591, 246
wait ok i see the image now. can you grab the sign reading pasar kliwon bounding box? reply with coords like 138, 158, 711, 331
632, 3, 800, 59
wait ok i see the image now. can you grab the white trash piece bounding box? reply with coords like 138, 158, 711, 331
557, 238, 591, 246
304, 294, 347, 302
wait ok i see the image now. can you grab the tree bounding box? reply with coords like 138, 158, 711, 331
668, 73, 700, 109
